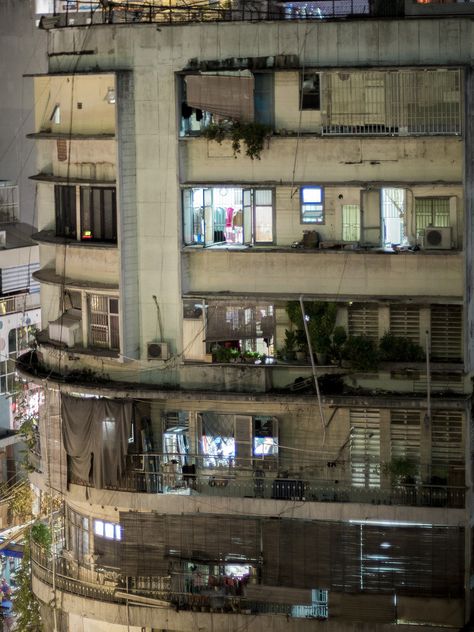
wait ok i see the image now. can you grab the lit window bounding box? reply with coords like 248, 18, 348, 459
93, 519, 122, 541
104, 522, 114, 539
301, 186, 324, 224
300, 73, 320, 110
94, 520, 104, 537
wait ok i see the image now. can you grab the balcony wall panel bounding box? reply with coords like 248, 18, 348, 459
55, 244, 120, 285
181, 137, 462, 186
182, 250, 463, 299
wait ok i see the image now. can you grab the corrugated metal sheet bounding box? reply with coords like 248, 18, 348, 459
1, 262, 40, 294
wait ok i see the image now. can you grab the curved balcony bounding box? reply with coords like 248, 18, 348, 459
30, 542, 307, 618
68, 453, 465, 509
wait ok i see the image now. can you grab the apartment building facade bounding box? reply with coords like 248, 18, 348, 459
22, 1, 474, 630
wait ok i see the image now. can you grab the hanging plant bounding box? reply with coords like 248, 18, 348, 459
203, 120, 272, 160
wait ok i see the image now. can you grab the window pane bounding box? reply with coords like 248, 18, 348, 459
301, 73, 320, 110
302, 187, 322, 204
104, 522, 115, 539
94, 520, 104, 537
255, 205, 273, 243
81, 188, 92, 239
254, 189, 272, 205
55, 185, 76, 238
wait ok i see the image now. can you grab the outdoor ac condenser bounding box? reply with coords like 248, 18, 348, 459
424, 227, 452, 250
147, 341, 170, 361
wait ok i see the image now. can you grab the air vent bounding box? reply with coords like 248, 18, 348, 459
424, 227, 451, 250
147, 342, 169, 361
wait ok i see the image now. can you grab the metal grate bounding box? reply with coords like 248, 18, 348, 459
322, 69, 461, 136
348, 303, 379, 340
206, 302, 274, 342
350, 409, 380, 488
342, 205, 360, 241
430, 305, 462, 361
415, 197, 450, 236
390, 410, 421, 467
389, 305, 420, 342
89, 294, 120, 350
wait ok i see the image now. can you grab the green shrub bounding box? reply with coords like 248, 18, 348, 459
343, 335, 379, 371
379, 332, 425, 362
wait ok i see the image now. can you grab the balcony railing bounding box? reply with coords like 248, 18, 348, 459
68, 453, 466, 509
0, 293, 39, 316
30, 541, 301, 616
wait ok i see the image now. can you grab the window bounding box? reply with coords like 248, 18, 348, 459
94, 519, 121, 541
300, 73, 320, 110
80, 187, 117, 242
415, 197, 450, 237
301, 186, 324, 224
182, 187, 274, 246
55, 185, 77, 238
342, 204, 360, 241
88, 294, 119, 350
54, 185, 117, 243
253, 417, 278, 456
67, 507, 90, 563
201, 413, 235, 467
348, 303, 379, 341
430, 304, 462, 361
350, 409, 381, 488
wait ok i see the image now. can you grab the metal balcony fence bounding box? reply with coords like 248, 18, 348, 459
67, 452, 466, 508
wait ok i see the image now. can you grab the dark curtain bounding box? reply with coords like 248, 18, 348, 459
61, 394, 133, 489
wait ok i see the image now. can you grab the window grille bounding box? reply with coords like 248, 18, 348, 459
206, 302, 274, 342
415, 197, 450, 237
430, 305, 462, 361
55, 185, 77, 239
390, 410, 421, 469
89, 294, 119, 350
322, 69, 461, 136
350, 409, 380, 488
389, 305, 420, 342
348, 303, 379, 340
342, 204, 360, 241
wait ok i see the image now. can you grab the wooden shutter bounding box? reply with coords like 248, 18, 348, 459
389, 305, 420, 342
350, 409, 380, 488
348, 303, 379, 340
390, 410, 421, 468
430, 305, 462, 361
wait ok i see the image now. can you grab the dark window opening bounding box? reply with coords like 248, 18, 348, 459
301, 73, 320, 110
80, 187, 117, 242
55, 185, 77, 239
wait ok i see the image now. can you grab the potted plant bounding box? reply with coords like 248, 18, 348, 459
379, 332, 425, 363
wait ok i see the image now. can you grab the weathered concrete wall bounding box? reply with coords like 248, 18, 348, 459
182, 249, 463, 299
0, 0, 46, 226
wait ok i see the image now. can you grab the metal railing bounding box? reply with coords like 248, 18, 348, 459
39, 0, 392, 28
30, 541, 290, 615
68, 453, 466, 508
0, 293, 39, 316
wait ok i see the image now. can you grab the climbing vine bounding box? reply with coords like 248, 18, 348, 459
203, 120, 272, 160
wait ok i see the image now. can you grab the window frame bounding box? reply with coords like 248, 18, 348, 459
80, 186, 117, 243
182, 186, 275, 246
54, 184, 117, 244
300, 186, 325, 224
300, 72, 321, 111
88, 293, 120, 351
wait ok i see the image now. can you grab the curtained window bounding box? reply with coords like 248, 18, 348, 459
61, 395, 133, 489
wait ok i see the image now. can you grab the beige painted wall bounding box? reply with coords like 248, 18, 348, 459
55, 244, 119, 285
182, 250, 463, 299
34, 75, 116, 135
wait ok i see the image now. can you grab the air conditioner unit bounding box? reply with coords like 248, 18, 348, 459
424, 227, 452, 250
147, 341, 169, 361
